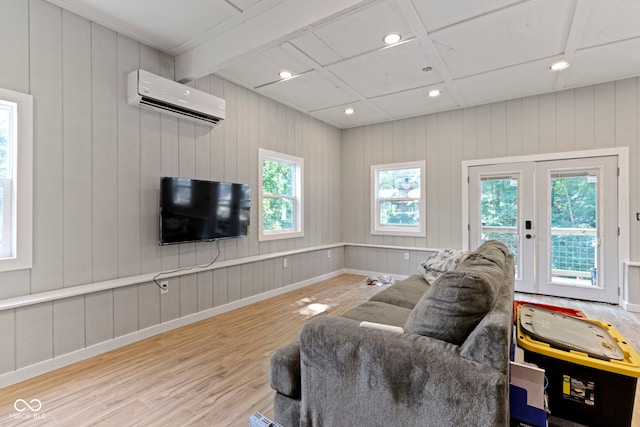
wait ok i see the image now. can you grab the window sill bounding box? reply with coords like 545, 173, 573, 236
371, 228, 425, 237
258, 230, 304, 241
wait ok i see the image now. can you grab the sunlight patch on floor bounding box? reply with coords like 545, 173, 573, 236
298, 303, 330, 317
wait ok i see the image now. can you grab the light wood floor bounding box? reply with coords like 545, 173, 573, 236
0, 274, 383, 426
0, 274, 639, 426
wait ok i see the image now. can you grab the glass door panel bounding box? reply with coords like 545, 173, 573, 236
469, 162, 535, 293
549, 172, 597, 286
537, 157, 618, 303
480, 176, 519, 278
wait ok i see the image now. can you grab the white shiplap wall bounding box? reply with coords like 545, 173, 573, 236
342, 80, 640, 304
0, 0, 343, 379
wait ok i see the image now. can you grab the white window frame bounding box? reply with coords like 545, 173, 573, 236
0, 103, 12, 258
371, 160, 426, 237
0, 87, 33, 272
258, 148, 304, 241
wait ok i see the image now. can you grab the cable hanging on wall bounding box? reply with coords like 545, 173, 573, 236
152, 239, 221, 288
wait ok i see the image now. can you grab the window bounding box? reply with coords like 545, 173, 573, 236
0, 87, 33, 272
371, 161, 426, 236
0, 103, 12, 257
258, 148, 303, 241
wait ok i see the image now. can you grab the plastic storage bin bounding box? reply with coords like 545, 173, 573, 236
513, 300, 586, 322
516, 305, 640, 427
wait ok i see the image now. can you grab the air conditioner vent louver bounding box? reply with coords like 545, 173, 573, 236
127, 69, 225, 127
138, 97, 221, 125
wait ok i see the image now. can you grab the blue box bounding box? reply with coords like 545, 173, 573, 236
510, 384, 548, 427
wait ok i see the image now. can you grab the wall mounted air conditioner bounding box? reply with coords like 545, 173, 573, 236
127, 69, 225, 126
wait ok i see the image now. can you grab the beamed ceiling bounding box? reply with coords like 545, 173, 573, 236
46, 0, 640, 128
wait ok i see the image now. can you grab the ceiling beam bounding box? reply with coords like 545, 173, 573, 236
175, 0, 370, 82
554, 0, 593, 90
395, 0, 467, 108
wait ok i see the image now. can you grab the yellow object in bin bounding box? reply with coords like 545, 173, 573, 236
516, 305, 640, 378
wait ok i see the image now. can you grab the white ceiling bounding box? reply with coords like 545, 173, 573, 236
46, 0, 640, 129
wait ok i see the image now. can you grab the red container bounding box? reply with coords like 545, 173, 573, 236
513, 300, 586, 322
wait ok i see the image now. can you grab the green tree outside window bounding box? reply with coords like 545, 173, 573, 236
262, 159, 295, 231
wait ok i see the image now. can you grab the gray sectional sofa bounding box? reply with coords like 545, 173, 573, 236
270, 240, 515, 426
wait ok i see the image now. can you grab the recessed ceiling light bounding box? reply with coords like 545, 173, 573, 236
279, 70, 293, 79
549, 61, 570, 71
383, 33, 401, 44
428, 89, 442, 97
344, 108, 355, 115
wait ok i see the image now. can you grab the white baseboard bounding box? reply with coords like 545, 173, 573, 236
621, 300, 640, 313
0, 269, 345, 389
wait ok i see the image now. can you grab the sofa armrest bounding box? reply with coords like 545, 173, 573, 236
461, 268, 513, 372
270, 340, 301, 398
460, 310, 512, 372
299, 316, 508, 427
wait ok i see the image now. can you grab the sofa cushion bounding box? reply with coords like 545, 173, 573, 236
463, 240, 509, 266
369, 274, 429, 309
418, 248, 468, 284
404, 268, 502, 345
341, 301, 413, 327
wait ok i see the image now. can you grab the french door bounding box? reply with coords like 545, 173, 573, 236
469, 156, 619, 304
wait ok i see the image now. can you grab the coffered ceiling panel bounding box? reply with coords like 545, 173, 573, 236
310, 101, 391, 129
564, 38, 640, 88
578, 0, 640, 48
310, 0, 415, 60
429, 0, 575, 79
326, 40, 443, 98
289, 33, 343, 67
228, 0, 268, 11
454, 57, 561, 106
371, 86, 459, 119
46, 0, 640, 129
216, 45, 313, 89
259, 70, 357, 112
413, 0, 523, 32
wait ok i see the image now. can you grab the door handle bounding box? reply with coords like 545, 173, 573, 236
525, 234, 532, 239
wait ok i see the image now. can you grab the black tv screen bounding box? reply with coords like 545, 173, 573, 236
159, 177, 250, 245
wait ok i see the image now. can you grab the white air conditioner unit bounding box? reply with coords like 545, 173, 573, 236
127, 69, 225, 126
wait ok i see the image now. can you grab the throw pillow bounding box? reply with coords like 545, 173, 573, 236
404, 269, 501, 345
418, 248, 468, 284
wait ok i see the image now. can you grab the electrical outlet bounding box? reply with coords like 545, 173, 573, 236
283, 258, 288, 268
404, 252, 410, 261
327, 250, 331, 258
160, 280, 169, 294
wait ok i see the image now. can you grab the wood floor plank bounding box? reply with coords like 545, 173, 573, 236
0, 275, 638, 426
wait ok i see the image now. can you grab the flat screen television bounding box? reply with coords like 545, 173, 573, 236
159, 177, 250, 245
